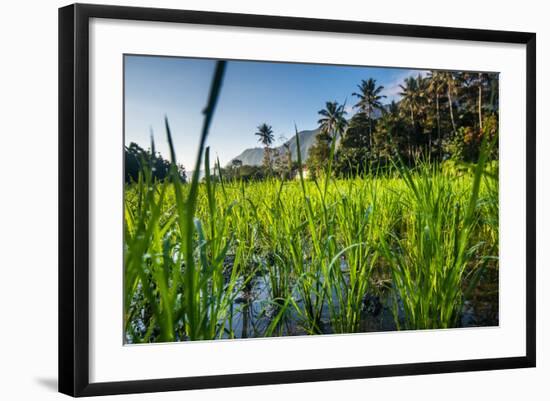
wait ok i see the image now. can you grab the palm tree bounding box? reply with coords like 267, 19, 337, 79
399, 76, 422, 158
282, 142, 292, 175
255, 123, 275, 172
306, 101, 348, 178
317, 100, 348, 139
375, 100, 400, 158
231, 158, 243, 179
352, 78, 386, 148
475, 72, 489, 132
255, 122, 274, 146
427, 71, 446, 153
415, 75, 431, 152
442, 72, 458, 137
399, 76, 421, 128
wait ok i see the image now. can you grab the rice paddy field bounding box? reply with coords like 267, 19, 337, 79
123, 60, 499, 344
124, 150, 499, 343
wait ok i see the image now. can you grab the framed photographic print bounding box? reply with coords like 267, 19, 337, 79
58, 3, 536, 397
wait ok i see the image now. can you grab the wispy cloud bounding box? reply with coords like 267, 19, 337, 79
381, 70, 428, 103
344, 103, 358, 117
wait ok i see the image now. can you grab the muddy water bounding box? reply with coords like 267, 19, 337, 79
228, 267, 499, 339
126, 262, 498, 343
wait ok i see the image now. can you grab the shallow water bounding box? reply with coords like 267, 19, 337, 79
226, 266, 498, 339
125, 263, 498, 343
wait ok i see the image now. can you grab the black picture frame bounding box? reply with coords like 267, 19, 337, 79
59, 3, 536, 397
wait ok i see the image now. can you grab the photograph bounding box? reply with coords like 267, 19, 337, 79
123, 55, 500, 343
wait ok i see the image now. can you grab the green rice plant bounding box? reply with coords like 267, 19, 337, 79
124, 165, 178, 342
263, 184, 294, 308
227, 190, 259, 284
125, 61, 249, 342
290, 125, 329, 334
479, 161, 499, 250
460, 159, 499, 312
325, 180, 378, 333
380, 139, 492, 330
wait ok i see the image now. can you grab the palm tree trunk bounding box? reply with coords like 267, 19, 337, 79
264, 146, 272, 176
436, 94, 441, 157
478, 73, 483, 132
367, 109, 373, 150
409, 105, 416, 160
447, 85, 457, 137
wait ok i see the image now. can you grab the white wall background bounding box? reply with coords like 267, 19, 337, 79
0, 0, 546, 399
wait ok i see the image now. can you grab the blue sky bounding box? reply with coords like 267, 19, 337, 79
124, 55, 426, 170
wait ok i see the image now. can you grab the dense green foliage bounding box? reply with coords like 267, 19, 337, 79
242, 71, 498, 179
125, 141, 186, 184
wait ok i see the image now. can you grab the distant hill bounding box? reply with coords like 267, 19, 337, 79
228, 128, 320, 167
227, 106, 392, 167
